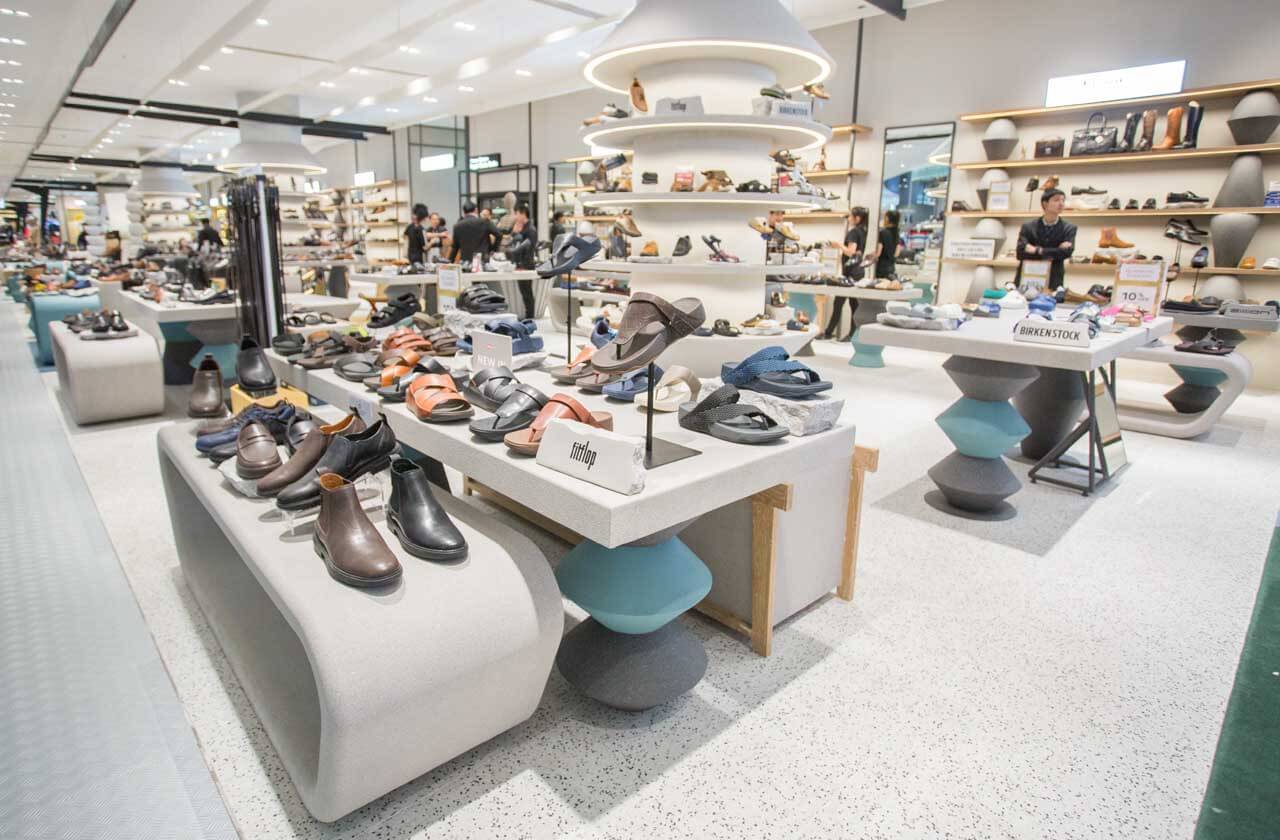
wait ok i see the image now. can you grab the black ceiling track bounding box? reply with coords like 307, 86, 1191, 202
61, 102, 367, 141
28, 152, 219, 173
67, 91, 388, 135
12, 178, 133, 192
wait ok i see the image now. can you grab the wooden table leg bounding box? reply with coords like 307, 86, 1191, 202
749, 484, 793, 656
838, 445, 879, 601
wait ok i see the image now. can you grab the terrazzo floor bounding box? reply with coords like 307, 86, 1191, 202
23, 304, 1280, 839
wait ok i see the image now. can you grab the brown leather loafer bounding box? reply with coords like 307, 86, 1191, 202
256, 413, 366, 497
314, 473, 401, 587
188, 354, 226, 418
235, 422, 283, 480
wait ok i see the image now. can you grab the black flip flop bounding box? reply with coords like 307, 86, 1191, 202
468, 384, 548, 441
677, 384, 789, 445
465, 366, 520, 412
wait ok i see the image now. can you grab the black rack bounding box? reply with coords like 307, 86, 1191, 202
226, 175, 283, 344
457, 163, 540, 226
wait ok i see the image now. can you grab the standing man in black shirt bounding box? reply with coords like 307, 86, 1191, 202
506, 203, 539, 318
196, 218, 223, 252
1015, 188, 1076, 290
449, 200, 499, 268
404, 203, 428, 264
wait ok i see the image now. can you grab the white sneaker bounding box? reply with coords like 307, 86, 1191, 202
1263, 257, 1280, 270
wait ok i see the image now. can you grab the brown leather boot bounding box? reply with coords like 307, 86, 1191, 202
1098, 227, 1134, 248
1134, 109, 1158, 151
314, 473, 401, 588
256, 413, 365, 497
1155, 106, 1184, 150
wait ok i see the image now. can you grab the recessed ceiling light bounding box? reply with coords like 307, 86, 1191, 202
197, 64, 210, 71
101, 137, 113, 143
182, 144, 194, 149
4, 60, 19, 66
329, 106, 344, 117
220, 46, 234, 54
358, 95, 374, 106
458, 85, 474, 92
385, 107, 399, 113
206, 153, 213, 161
319, 81, 335, 88
221, 147, 229, 158
83, 153, 94, 158
453, 21, 476, 31
0, 8, 32, 16
119, 122, 131, 128
254, 17, 269, 26
515, 69, 532, 77
422, 96, 438, 103
577, 51, 590, 58
398, 45, 420, 54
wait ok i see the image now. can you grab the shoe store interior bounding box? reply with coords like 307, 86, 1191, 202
5, 0, 1280, 837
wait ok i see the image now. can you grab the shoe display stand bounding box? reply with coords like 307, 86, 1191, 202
267, 349, 868, 702
50, 322, 164, 425
859, 313, 1172, 515
338, 180, 409, 267
26, 292, 102, 365
778, 283, 925, 368
140, 191, 198, 249
156, 424, 563, 823
1116, 311, 1278, 438
459, 269, 551, 322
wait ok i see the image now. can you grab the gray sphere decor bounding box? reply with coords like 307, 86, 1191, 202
976, 168, 1010, 210
1215, 154, 1264, 208
966, 266, 996, 303
972, 217, 1007, 256
556, 618, 707, 712
1209, 214, 1261, 268
1199, 274, 1245, 301
982, 119, 1019, 161
1227, 90, 1280, 145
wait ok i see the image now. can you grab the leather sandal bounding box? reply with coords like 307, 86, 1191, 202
468, 384, 549, 441
465, 366, 520, 411
504, 393, 613, 455
376, 359, 465, 402
591, 291, 706, 373
550, 344, 596, 384
333, 353, 381, 382
406, 375, 473, 422
713, 319, 741, 337
678, 384, 789, 444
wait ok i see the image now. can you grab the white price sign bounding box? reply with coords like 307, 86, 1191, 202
1112, 261, 1166, 312
945, 238, 997, 261
1021, 259, 1052, 281
472, 330, 513, 370
437, 265, 461, 311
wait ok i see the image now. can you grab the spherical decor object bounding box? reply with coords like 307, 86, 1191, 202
1199, 274, 1246, 301
976, 168, 1009, 210
1214, 153, 1265, 208
927, 451, 1022, 513
1227, 90, 1280, 145
1209, 213, 1261, 268
972, 217, 1007, 255
965, 266, 996, 303
981, 119, 1019, 161
556, 618, 708, 711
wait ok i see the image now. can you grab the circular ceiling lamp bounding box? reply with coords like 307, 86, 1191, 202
137, 164, 198, 196
215, 140, 326, 175
583, 0, 833, 94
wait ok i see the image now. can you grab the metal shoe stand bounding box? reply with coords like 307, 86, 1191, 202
1027, 360, 1119, 496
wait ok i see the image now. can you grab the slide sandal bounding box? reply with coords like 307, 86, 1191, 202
550, 344, 596, 384
377, 359, 464, 402
591, 292, 706, 373
469, 385, 549, 441
427, 332, 459, 356
465, 366, 520, 412
603, 365, 661, 402
504, 393, 613, 456
333, 353, 381, 382
720, 346, 832, 398
407, 375, 473, 422
575, 369, 620, 393
635, 365, 700, 412
537, 234, 602, 279
365, 348, 424, 388
678, 384, 789, 445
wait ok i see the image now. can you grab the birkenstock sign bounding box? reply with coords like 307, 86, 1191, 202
537, 419, 646, 496
1012, 319, 1091, 347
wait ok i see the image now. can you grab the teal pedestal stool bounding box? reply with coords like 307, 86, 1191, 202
926, 356, 1039, 518
849, 298, 888, 367
555, 536, 712, 711
28, 293, 100, 365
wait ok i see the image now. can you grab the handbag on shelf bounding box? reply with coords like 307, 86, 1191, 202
1034, 137, 1065, 158
1069, 112, 1118, 156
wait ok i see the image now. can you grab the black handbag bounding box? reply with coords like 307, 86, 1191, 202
1070, 112, 1118, 156
1034, 137, 1065, 158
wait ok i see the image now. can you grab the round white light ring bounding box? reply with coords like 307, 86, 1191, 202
583, 40, 831, 95
582, 118, 829, 154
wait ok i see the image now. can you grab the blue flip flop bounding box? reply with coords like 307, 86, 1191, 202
603, 365, 662, 402
720, 346, 832, 398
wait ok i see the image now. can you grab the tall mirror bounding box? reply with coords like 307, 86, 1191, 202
880, 123, 955, 301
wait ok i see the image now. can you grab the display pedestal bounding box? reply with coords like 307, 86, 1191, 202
849, 303, 886, 368
229, 382, 310, 414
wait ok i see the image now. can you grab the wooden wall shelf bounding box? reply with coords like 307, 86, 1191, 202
803, 168, 869, 178
831, 123, 872, 135
944, 257, 1280, 277
955, 142, 1280, 171
959, 77, 1280, 123
950, 207, 1280, 220
782, 211, 848, 221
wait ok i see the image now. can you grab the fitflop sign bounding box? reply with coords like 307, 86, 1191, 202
537, 418, 646, 496
1012, 318, 1092, 347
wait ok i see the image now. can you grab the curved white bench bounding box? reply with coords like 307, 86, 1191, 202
51, 322, 164, 424
1119, 342, 1252, 439
157, 424, 563, 822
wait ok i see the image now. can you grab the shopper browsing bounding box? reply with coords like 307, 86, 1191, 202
449, 201, 500, 266
404, 203, 428, 264
822, 207, 869, 340
506, 204, 540, 318
1015, 187, 1075, 290
196, 218, 223, 251
872, 209, 901, 279
424, 212, 449, 261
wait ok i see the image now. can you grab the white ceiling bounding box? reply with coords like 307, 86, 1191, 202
11, 0, 934, 198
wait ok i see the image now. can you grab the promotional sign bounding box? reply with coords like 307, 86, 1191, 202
468, 154, 502, 170
472, 329, 513, 370
821, 246, 842, 277
1221, 302, 1279, 321
536, 419, 646, 496
944, 238, 997, 261
353, 171, 376, 187
1021, 259, 1051, 288
987, 180, 1012, 211
1111, 260, 1166, 312
1044, 60, 1186, 108
1012, 318, 1092, 347
436, 265, 461, 311
773, 99, 814, 120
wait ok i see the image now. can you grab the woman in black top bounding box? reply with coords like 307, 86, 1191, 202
873, 209, 901, 280
424, 212, 448, 261
823, 207, 869, 340
404, 203, 428, 264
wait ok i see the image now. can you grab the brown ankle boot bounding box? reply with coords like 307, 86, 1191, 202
1098, 227, 1134, 248
1134, 109, 1158, 151
1154, 106, 1183, 151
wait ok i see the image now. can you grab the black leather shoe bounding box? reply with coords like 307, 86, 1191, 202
1125, 199, 1139, 210
91, 311, 111, 333
1166, 190, 1209, 205
1107, 198, 1121, 209
109, 311, 129, 331
1071, 186, 1106, 195
276, 416, 398, 511
1177, 218, 1209, 236
236, 336, 277, 395
1191, 246, 1209, 268
672, 235, 691, 257
1142, 198, 1157, 210
386, 459, 467, 561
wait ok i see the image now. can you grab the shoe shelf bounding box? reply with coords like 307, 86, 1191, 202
781, 211, 847, 221
945, 257, 1280, 277
565, 214, 617, 222
581, 113, 832, 154
949, 207, 1280, 220
586, 191, 830, 211
830, 123, 872, 136
803, 167, 868, 178
550, 286, 631, 305
347, 200, 408, 209
959, 77, 1280, 123
579, 259, 827, 276
777, 282, 922, 300
955, 142, 1280, 171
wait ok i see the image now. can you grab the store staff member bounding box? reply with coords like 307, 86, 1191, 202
1015, 187, 1075, 290
196, 218, 223, 251
506, 203, 539, 317
404, 203, 428, 264
449, 200, 499, 265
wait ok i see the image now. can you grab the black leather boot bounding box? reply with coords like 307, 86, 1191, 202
236, 335, 277, 395
1175, 100, 1203, 149
387, 459, 467, 561
1116, 111, 1141, 152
